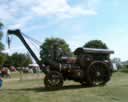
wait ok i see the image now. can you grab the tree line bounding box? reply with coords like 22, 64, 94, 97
0, 22, 32, 68
0, 21, 109, 68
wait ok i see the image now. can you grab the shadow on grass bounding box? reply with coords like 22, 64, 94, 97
4, 85, 92, 92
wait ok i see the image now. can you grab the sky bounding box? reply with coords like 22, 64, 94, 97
0, 0, 128, 61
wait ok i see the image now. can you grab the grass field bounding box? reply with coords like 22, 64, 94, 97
1, 71, 128, 102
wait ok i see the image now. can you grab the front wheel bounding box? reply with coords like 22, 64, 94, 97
44, 71, 64, 90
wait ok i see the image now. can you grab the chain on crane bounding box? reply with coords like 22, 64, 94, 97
7, 35, 11, 49
7, 32, 42, 51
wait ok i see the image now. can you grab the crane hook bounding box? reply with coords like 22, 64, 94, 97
7, 35, 11, 49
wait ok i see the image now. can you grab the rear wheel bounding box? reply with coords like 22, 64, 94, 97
44, 71, 64, 90
86, 62, 111, 86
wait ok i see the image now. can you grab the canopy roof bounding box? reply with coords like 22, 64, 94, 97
74, 47, 114, 55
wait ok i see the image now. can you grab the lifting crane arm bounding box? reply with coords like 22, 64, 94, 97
7, 29, 47, 74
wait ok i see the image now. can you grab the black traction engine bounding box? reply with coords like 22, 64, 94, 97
44, 47, 114, 89
7, 29, 114, 90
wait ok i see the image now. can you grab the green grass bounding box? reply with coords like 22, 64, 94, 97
119, 67, 128, 73
1, 72, 128, 102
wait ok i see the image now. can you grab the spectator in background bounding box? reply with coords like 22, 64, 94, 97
0, 71, 3, 89
1, 67, 11, 78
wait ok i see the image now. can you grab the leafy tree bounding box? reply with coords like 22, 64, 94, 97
4, 53, 32, 67
0, 22, 5, 65
0, 22, 3, 29
84, 40, 108, 49
40, 37, 71, 63
84, 40, 109, 60
0, 22, 4, 51
3, 54, 12, 67
0, 53, 6, 66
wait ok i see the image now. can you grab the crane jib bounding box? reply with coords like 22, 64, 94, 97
7, 29, 47, 74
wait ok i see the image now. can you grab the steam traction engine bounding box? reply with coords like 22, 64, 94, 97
7, 29, 114, 90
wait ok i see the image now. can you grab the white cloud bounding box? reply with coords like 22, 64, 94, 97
0, 0, 98, 32
0, 4, 14, 20
2, 46, 27, 57
31, 0, 96, 18
0, 0, 97, 21
7, 16, 33, 29
0, 0, 100, 59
